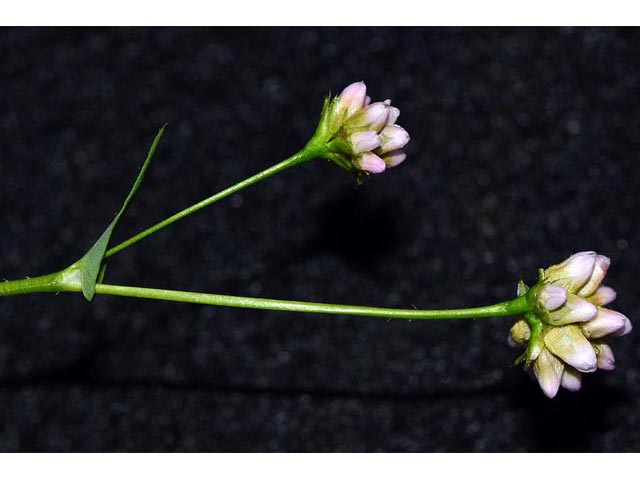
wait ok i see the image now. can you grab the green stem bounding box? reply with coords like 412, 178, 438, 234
1, 269, 530, 320
0, 272, 63, 297
104, 145, 320, 259
92, 283, 530, 320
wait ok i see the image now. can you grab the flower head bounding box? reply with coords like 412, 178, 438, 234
508, 251, 631, 398
313, 82, 410, 175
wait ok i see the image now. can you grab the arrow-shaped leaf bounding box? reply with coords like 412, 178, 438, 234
77, 125, 165, 301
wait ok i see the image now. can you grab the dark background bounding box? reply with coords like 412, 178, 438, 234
0, 27, 639, 452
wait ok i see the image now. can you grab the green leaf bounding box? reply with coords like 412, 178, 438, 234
77, 125, 166, 301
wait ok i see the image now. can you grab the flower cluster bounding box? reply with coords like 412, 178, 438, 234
316, 81, 410, 174
508, 251, 632, 398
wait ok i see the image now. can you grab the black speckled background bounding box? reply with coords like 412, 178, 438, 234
0, 27, 639, 452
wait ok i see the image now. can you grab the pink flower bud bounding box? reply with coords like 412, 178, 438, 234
544, 251, 597, 293
538, 284, 567, 311
377, 125, 410, 155
544, 325, 597, 373
577, 254, 610, 297
348, 131, 382, 154
593, 342, 615, 370
610, 316, 632, 337
381, 149, 407, 168
547, 293, 597, 325
533, 348, 564, 398
586, 286, 617, 306
345, 102, 390, 131
386, 106, 400, 125
355, 152, 386, 174
338, 81, 367, 118
321, 83, 409, 174
560, 366, 582, 392
581, 308, 628, 338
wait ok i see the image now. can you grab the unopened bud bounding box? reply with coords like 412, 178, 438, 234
586, 286, 617, 306
345, 102, 390, 132
537, 284, 567, 311
533, 348, 564, 399
338, 81, 367, 118
593, 342, 615, 370
318, 82, 410, 174
544, 251, 597, 293
547, 293, 597, 325
387, 106, 400, 125
577, 254, 610, 297
581, 308, 628, 338
544, 325, 597, 373
377, 125, 410, 155
348, 131, 382, 154
560, 366, 582, 392
610, 316, 633, 337
508, 319, 531, 347
354, 152, 387, 174
381, 149, 407, 168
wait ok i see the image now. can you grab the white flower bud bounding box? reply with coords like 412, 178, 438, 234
544, 251, 597, 293
610, 316, 632, 337
547, 293, 597, 325
577, 254, 610, 297
544, 325, 597, 373
513, 252, 629, 397
381, 149, 407, 168
377, 125, 410, 155
533, 348, 564, 399
586, 286, 617, 306
593, 342, 615, 370
560, 366, 582, 392
581, 308, 628, 338
386, 106, 400, 125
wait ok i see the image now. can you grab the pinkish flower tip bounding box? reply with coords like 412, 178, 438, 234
348, 131, 382, 154
594, 342, 616, 370
547, 293, 598, 325
611, 316, 632, 337
533, 349, 564, 398
587, 286, 617, 306
581, 308, 628, 339
560, 367, 582, 392
545, 251, 597, 293
382, 149, 407, 168
338, 81, 367, 118
345, 101, 391, 132
577, 254, 611, 297
386, 106, 400, 125
538, 284, 567, 311
377, 125, 410, 155
355, 152, 387, 174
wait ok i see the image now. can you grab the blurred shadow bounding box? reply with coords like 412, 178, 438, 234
296, 188, 403, 273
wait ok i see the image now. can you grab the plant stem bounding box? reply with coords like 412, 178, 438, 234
0, 272, 63, 297
104, 146, 319, 259
1, 269, 530, 321
92, 283, 530, 320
